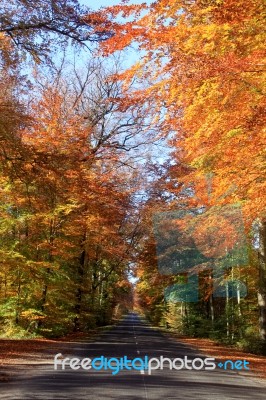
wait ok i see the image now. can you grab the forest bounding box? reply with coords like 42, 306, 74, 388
0, 0, 265, 356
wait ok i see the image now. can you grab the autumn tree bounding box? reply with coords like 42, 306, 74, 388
0, 1, 154, 336
0, 57, 150, 335
0, 0, 113, 65
95, 0, 266, 344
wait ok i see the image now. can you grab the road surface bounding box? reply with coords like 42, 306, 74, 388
1, 313, 266, 399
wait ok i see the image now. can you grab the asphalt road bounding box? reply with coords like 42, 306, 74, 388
1, 312, 266, 399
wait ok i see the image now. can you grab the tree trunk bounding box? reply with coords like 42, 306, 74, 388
38, 218, 54, 328
15, 267, 21, 324
73, 248, 86, 332
226, 282, 230, 339
209, 270, 214, 324
258, 219, 266, 340
37, 268, 50, 329
209, 292, 214, 324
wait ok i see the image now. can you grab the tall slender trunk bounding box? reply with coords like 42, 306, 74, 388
258, 219, 266, 340
209, 292, 214, 324
73, 233, 87, 332
38, 219, 54, 328
73, 249, 86, 332
209, 270, 214, 324
37, 268, 50, 329
226, 282, 230, 339
15, 267, 21, 324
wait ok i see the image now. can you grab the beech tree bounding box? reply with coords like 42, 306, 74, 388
0, 58, 149, 335
0, 1, 145, 336
93, 0, 265, 344
0, 0, 112, 64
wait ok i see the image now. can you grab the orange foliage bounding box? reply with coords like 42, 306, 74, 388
92, 0, 266, 225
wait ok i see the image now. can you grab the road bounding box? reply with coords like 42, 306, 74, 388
1, 313, 266, 399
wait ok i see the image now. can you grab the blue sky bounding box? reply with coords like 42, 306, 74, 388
80, 0, 149, 10
77, 0, 151, 71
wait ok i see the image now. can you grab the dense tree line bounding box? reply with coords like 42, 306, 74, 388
0, 0, 265, 357
0, 1, 144, 337
92, 0, 266, 353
